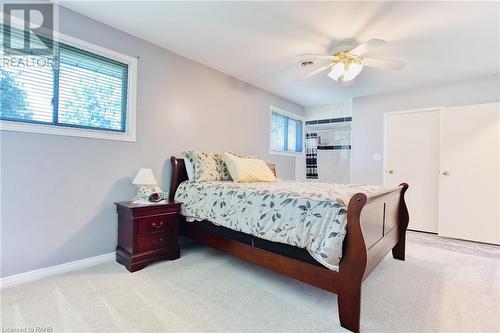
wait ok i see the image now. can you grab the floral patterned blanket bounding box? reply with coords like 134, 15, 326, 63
174, 180, 394, 271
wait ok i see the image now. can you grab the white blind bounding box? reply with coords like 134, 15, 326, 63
270, 111, 303, 153
0, 24, 129, 132
0, 25, 54, 123
271, 111, 286, 151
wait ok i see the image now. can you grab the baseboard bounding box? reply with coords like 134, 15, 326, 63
407, 229, 438, 235
1, 252, 115, 289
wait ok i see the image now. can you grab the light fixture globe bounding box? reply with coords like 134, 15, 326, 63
343, 63, 363, 81
328, 63, 344, 81
327, 51, 364, 82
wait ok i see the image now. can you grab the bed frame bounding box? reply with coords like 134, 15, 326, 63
169, 157, 409, 332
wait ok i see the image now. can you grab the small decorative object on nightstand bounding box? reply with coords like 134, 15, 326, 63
115, 200, 181, 272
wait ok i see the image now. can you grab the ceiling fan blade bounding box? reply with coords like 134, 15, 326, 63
298, 54, 333, 60
330, 39, 358, 55
296, 63, 333, 81
362, 57, 405, 70
350, 39, 386, 55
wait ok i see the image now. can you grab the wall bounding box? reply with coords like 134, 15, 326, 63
351, 74, 500, 185
305, 100, 352, 120
0, 7, 304, 277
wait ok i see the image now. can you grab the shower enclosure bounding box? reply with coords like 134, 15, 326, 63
304, 102, 352, 183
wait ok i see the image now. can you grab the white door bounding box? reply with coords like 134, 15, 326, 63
384, 109, 440, 232
438, 103, 500, 244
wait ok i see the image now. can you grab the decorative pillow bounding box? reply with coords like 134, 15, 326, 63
185, 151, 232, 182
182, 151, 195, 181
223, 153, 277, 182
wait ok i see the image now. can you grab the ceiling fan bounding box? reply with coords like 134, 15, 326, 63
297, 39, 405, 84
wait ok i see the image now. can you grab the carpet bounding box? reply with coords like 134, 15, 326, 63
1, 232, 499, 332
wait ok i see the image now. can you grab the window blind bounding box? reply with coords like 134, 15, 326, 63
0, 25, 54, 123
57, 44, 128, 131
0, 24, 129, 132
270, 111, 303, 153
271, 111, 286, 151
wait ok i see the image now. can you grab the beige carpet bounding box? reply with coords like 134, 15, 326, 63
1, 232, 499, 332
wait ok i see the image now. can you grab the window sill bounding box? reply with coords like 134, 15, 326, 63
0, 120, 136, 142
269, 150, 303, 157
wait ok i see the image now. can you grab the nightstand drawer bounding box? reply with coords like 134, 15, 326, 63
137, 215, 177, 235
137, 230, 177, 252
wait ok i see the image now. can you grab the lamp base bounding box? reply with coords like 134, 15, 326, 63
136, 185, 155, 202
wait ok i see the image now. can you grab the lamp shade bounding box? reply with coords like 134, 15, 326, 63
132, 168, 158, 185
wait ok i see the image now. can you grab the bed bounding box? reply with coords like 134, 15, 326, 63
169, 157, 409, 332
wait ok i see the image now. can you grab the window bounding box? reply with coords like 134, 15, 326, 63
270, 106, 303, 154
0, 23, 137, 141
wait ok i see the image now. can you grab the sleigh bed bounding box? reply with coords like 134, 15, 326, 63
169, 157, 409, 332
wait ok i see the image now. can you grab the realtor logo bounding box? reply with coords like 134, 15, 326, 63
2, 3, 54, 55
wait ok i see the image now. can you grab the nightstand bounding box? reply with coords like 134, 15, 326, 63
115, 200, 181, 272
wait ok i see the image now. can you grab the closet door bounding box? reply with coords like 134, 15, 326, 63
384, 109, 440, 233
438, 103, 500, 244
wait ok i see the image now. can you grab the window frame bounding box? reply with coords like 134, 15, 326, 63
269, 105, 305, 157
0, 24, 137, 142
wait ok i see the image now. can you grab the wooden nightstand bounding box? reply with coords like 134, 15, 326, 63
115, 200, 181, 272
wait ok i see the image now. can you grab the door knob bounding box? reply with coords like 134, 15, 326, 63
441, 170, 450, 176
387, 169, 394, 174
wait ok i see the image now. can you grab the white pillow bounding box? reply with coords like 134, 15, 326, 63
184, 156, 194, 181
223, 153, 277, 182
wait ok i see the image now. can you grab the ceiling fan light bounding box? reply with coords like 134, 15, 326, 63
342, 63, 363, 81
327, 63, 344, 81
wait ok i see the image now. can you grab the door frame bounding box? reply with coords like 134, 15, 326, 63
382, 106, 444, 184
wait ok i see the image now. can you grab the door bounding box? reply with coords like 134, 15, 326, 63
438, 103, 500, 244
384, 109, 440, 232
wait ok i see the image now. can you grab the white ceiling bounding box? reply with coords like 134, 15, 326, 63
60, 1, 500, 106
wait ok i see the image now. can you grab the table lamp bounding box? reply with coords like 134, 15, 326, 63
132, 168, 160, 202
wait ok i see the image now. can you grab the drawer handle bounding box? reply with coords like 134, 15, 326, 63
152, 238, 164, 246
151, 221, 164, 228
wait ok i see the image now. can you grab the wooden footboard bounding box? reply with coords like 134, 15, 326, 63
338, 183, 409, 332
169, 157, 409, 333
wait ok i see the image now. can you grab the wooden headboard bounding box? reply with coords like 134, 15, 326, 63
169, 156, 276, 201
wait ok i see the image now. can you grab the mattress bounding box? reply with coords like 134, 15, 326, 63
174, 180, 391, 271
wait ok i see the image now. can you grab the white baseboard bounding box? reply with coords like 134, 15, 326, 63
1, 252, 115, 289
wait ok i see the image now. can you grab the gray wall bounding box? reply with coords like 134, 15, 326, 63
0, 8, 304, 277
351, 74, 500, 185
